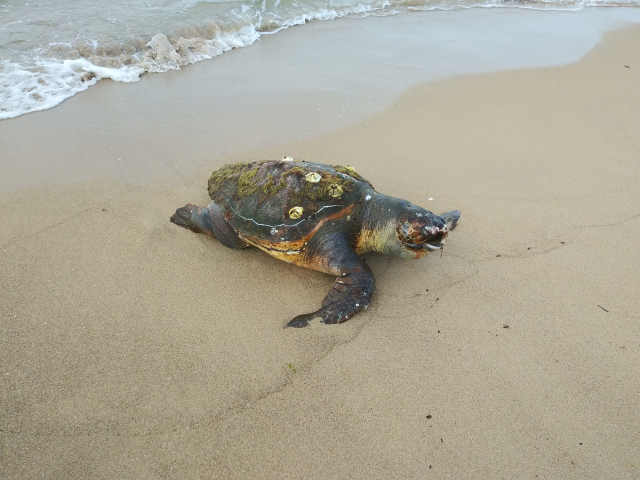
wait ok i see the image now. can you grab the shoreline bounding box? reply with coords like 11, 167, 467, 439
2, 18, 640, 480
2, 5, 640, 123
2, 8, 640, 194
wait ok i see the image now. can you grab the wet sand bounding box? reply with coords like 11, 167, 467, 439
2, 22, 640, 480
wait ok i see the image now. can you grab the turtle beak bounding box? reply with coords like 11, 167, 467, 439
420, 218, 448, 250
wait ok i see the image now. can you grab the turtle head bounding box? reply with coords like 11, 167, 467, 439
357, 192, 460, 258
395, 206, 461, 258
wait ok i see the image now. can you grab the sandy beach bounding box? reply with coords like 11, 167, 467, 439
2, 16, 640, 480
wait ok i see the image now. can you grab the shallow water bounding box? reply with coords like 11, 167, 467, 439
1, 0, 639, 119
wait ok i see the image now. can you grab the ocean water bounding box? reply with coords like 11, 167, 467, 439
1, 0, 639, 120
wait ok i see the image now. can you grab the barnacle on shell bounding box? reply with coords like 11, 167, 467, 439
327, 184, 343, 198
305, 172, 322, 183
289, 206, 304, 219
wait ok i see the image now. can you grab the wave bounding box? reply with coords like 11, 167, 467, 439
0, 0, 638, 120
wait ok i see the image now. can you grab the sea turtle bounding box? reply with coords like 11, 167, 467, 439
170, 158, 461, 327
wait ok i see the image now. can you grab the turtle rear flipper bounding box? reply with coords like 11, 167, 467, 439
170, 201, 248, 250
171, 203, 215, 236
286, 233, 375, 328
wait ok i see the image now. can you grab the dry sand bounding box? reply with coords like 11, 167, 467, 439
1, 25, 640, 479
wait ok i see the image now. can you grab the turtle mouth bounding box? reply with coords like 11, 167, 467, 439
405, 240, 446, 252
418, 224, 448, 251
402, 218, 449, 253
424, 242, 445, 251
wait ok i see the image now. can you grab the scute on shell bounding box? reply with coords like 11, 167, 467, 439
206, 159, 374, 246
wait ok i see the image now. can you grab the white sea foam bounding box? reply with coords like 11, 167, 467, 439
0, 27, 264, 120
260, 2, 392, 34
0, 58, 143, 119
0, 0, 639, 120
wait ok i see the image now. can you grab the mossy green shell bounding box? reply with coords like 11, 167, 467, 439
208, 160, 374, 243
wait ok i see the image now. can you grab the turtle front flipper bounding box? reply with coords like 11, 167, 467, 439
170, 201, 248, 250
286, 233, 375, 328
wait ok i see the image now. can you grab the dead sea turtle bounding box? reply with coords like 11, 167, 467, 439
170, 158, 461, 327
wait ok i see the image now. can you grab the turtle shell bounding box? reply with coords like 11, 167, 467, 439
207, 159, 374, 255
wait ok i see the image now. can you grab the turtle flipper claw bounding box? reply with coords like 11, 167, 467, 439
284, 305, 357, 328
285, 313, 316, 328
